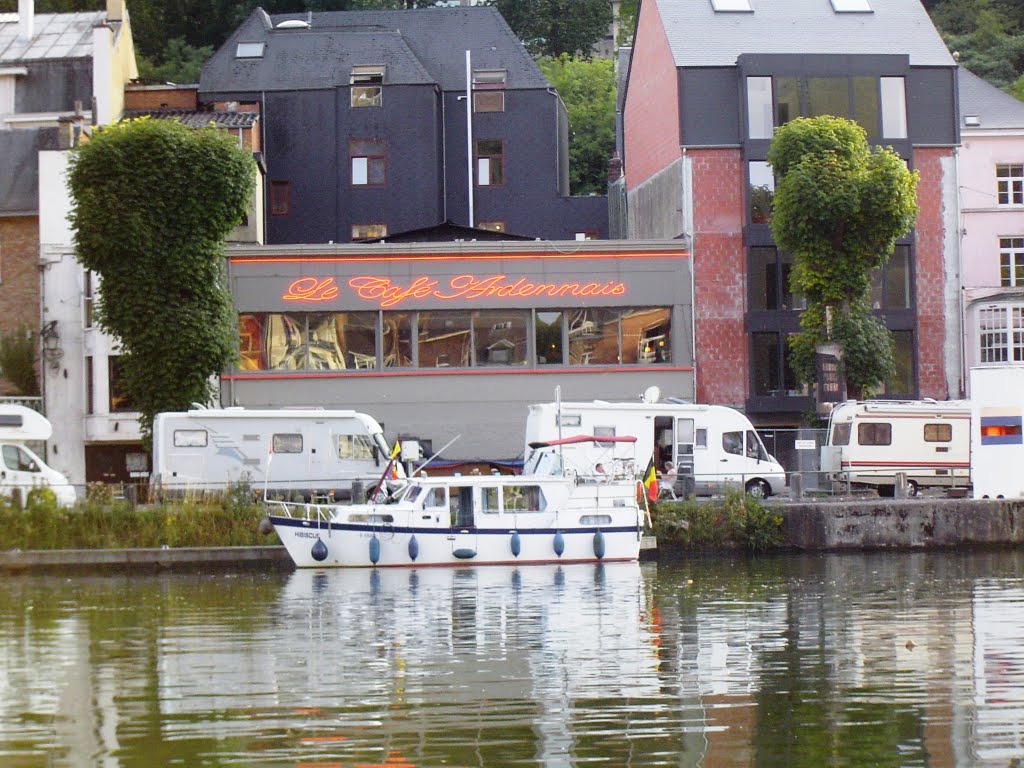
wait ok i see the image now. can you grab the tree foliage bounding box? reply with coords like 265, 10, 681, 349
68, 118, 255, 443
493, 0, 613, 58
766, 116, 918, 397
0, 325, 40, 396
538, 55, 615, 195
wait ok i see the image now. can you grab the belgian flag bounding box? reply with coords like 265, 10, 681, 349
643, 456, 659, 502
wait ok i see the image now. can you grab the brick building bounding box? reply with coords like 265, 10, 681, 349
619, 0, 961, 433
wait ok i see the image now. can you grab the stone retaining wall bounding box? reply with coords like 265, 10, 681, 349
781, 498, 1024, 550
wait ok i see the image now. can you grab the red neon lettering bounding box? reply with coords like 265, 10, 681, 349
283, 277, 339, 302
283, 274, 628, 307
348, 275, 438, 308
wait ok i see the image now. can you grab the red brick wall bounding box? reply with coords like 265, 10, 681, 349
912, 147, 951, 400
124, 86, 198, 111
691, 148, 747, 407
623, 0, 681, 190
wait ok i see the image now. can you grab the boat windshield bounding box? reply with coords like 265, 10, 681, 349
399, 484, 424, 503
523, 448, 563, 476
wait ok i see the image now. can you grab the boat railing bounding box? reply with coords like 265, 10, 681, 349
263, 497, 333, 524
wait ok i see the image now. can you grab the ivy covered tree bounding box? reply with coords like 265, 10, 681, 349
538, 55, 615, 195
766, 116, 918, 398
68, 118, 256, 443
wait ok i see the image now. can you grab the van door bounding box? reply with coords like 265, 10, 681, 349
717, 429, 747, 494
1, 443, 43, 502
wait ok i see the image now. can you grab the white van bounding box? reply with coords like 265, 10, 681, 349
0, 404, 77, 506
820, 399, 971, 497
151, 406, 401, 499
524, 389, 786, 498
970, 366, 1024, 499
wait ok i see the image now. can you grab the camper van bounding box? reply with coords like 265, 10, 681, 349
820, 399, 971, 497
970, 366, 1024, 499
524, 388, 786, 498
0, 404, 77, 506
151, 406, 400, 499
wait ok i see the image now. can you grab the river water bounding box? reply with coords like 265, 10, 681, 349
1, 552, 1023, 767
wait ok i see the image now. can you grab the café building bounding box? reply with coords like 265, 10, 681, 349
223, 239, 693, 460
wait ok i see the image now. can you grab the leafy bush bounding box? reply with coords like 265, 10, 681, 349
0, 324, 39, 395
651, 491, 784, 553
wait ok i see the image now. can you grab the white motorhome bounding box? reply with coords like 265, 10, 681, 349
970, 366, 1024, 499
151, 406, 400, 499
0, 404, 77, 506
524, 389, 786, 498
820, 399, 971, 497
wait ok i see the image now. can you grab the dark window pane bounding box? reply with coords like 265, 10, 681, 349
752, 332, 782, 395
851, 76, 879, 136
749, 247, 775, 310
886, 245, 910, 308
536, 311, 563, 365
807, 77, 849, 118
775, 76, 799, 125
749, 161, 774, 223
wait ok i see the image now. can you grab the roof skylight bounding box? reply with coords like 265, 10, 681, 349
830, 0, 872, 12
235, 42, 265, 58
710, 0, 752, 11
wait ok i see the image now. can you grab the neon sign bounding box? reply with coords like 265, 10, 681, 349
281, 274, 627, 308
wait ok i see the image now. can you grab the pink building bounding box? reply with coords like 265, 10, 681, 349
958, 67, 1024, 393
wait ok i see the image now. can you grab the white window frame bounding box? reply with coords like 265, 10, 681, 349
1000, 237, 1024, 286
997, 164, 1024, 206
978, 305, 1024, 364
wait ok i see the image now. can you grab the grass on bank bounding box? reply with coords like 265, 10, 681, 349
0, 484, 275, 550
1, 484, 783, 553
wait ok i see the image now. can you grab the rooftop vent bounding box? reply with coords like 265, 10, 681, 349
276, 19, 310, 29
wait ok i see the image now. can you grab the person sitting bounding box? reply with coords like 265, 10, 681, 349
594, 462, 608, 482
658, 461, 678, 500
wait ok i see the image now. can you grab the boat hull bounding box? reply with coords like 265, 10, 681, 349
270, 516, 642, 568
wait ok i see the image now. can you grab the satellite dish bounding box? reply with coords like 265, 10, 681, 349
642, 385, 661, 404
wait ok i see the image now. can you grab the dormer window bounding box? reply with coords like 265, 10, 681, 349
710, 0, 752, 11
473, 69, 506, 113
830, 0, 872, 11
235, 42, 265, 58
351, 65, 384, 108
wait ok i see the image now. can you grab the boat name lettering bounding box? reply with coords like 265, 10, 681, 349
281, 275, 628, 307
294, 531, 320, 539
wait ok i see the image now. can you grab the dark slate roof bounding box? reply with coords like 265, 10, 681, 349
371, 220, 534, 243
0, 127, 59, 214
616, 47, 631, 112
0, 11, 103, 62
123, 109, 260, 129
958, 67, 1024, 130
653, 0, 954, 68
200, 6, 547, 96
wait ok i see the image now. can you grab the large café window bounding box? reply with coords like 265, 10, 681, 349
237, 307, 673, 371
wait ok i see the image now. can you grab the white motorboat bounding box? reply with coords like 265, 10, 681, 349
266, 436, 645, 568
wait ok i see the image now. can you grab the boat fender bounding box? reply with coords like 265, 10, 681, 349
553, 531, 565, 557
593, 530, 606, 559
369, 534, 381, 565
510, 530, 522, 557
258, 516, 274, 536
453, 548, 477, 559
408, 534, 419, 562
311, 538, 328, 562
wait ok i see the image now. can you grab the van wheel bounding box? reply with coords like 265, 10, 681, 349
745, 479, 770, 499
906, 480, 919, 498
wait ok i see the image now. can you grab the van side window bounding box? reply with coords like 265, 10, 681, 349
832, 423, 851, 446
745, 431, 767, 460
858, 423, 891, 446
272, 433, 303, 453
594, 426, 615, 447
924, 423, 952, 442
696, 428, 708, 449
723, 431, 743, 456
338, 434, 374, 460
3, 445, 37, 472
173, 429, 208, 447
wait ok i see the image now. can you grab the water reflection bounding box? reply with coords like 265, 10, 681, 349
0, 553, 1022, 766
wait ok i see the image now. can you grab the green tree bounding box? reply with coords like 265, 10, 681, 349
67, 118, 255, 443
137, 38, 213, 84
493, 0, 613, 58
0, 325, 40, 396
538, 54, 615, 195
766, 116, 918, 398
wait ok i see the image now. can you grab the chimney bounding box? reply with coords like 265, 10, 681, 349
607, 154, 623, 183
17, 0, 34, 42
106, 0, 123, 23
